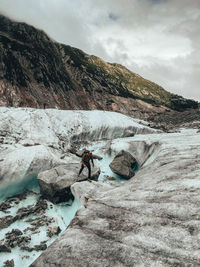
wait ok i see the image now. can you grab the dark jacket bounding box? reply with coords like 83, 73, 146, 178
82, 151, 94, 165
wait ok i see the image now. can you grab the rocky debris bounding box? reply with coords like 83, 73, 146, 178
167, 128, 181, 133
0, 216, 15, 230
147, 108, 200, 131
121, 129, 135, 138
34, 242, 47, 251
3, 259, 14, 267
0, 214, 55, 256
0, 229, 31, 250
0, 198, 48, 230
0, 191, 37, 214
25, 215, 55, 229
0, 191, 30, 213
0, 241, 11, 253
47, 226, 61, 238
15, 199, 47, 221
6, 229, 23, 238
170, 96, 198, 111
104, 176, 116, 181
37, 164, 100, 203
21, 241, 47, 252
109, 150, 137, 179
0, 202, 12, 212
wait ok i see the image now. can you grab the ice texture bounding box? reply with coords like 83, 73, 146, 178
31, 128, 200, 267
0, 108, 157, 197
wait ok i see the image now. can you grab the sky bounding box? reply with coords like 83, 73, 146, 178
0, 0, 200, 101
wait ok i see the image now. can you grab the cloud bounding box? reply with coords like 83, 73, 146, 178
0, 0, 199, 101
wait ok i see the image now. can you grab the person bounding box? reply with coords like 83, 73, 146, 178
78, 150, 94, 179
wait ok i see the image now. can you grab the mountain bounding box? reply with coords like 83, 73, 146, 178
0, 15, 199, 122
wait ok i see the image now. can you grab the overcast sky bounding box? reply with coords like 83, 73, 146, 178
0, 0, 200, 101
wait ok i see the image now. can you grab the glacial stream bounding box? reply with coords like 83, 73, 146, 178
0, 183, 80, 267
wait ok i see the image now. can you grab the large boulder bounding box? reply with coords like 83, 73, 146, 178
109, 150, 137, 179
37, 164, 100, 203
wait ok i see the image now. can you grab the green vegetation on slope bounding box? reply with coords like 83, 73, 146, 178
63, 44, 197, 109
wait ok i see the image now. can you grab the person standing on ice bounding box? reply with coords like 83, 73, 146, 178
78, 150, 94, 179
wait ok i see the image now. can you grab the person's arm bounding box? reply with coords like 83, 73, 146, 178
81, 153, 86, 167
91, 155, 94, 168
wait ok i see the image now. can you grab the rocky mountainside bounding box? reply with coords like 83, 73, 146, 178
0, 15, 199, 123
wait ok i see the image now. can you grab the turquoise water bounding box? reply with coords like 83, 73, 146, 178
0, 176, 80, 267
0, 174, 40, 202
88, 140, 139, 183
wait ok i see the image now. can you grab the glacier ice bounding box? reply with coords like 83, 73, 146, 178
2, 107, 200, 266
0, 107, 158, 196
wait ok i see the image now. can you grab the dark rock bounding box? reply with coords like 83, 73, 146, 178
21, 241, 47, 252
0, 241, 11, 253
3, 259, 14, 267
37, 164, 100, 203
0, 202, 12, 212
121, 129, 135, 138
47, 226, 61, 237
0, 216, 15, 230
109, 150, 137, 179
0, 198, 48, 230
170, 96, 198, 111
16, 199, 47, 219
105, 176, 116, 181
34, 243, 47, 251
8, 229, 23, 236
25, 216, 55, 231
4, 229, 31, 249
20, 246, 33, 252
167, 129, 181, 133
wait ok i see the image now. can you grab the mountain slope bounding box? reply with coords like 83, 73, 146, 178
0, 15, 198, 117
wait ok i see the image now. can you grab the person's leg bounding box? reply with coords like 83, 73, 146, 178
86, 163, 91, 179
78, 164, 84, 176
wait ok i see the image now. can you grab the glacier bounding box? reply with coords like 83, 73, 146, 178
1, 107, 200, 266
0, 107, 158, 266
32, 129, 200, 266
0, 107, 157, 193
